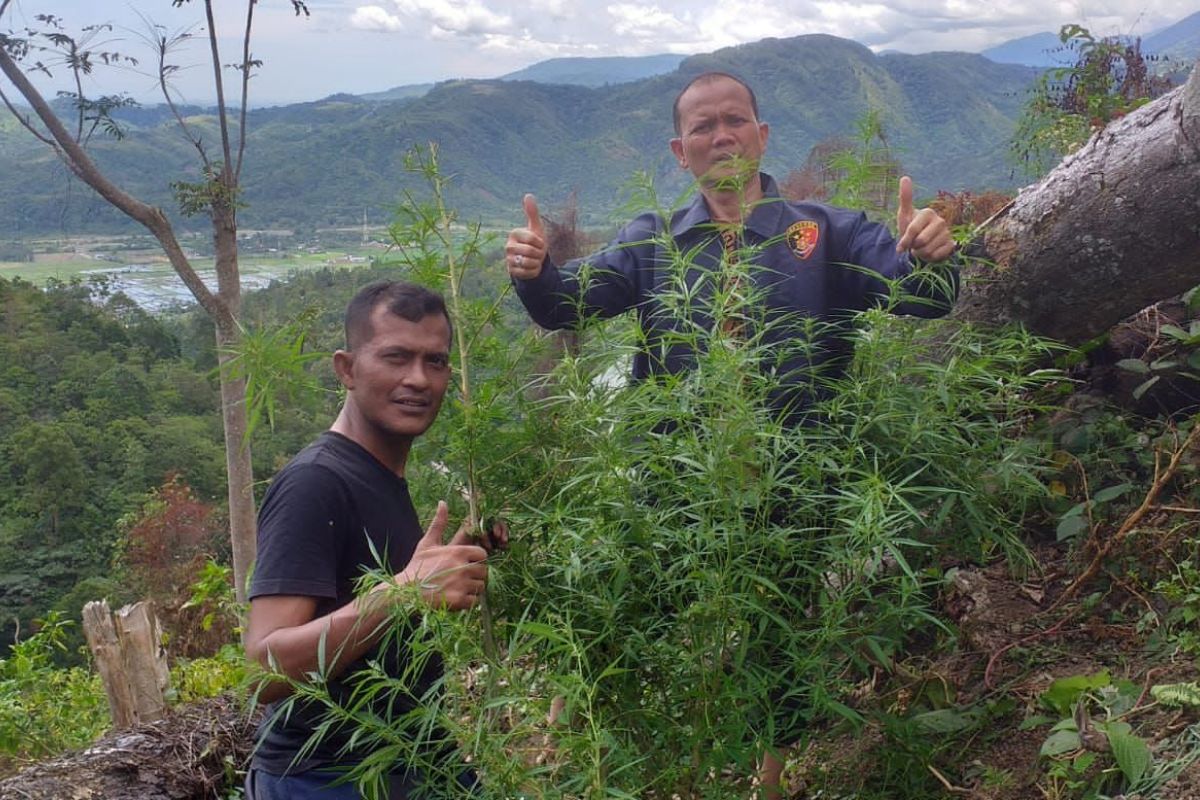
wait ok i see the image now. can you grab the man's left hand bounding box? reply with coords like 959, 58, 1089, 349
895, 176, 955, 263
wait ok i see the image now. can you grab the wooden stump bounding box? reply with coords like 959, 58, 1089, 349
82, 600, 169, 728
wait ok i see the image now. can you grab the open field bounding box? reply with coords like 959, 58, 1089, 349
0, 240, 384, 311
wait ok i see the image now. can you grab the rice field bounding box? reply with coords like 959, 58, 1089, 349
0, 242, 380, 312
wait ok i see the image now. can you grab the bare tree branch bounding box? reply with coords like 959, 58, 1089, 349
128, 8, 210, 166
0, 45, 224, 319
201, 0, 234, 174
70, 39, 84, 141
150, 22, 210, 168
233, 0, 255, 180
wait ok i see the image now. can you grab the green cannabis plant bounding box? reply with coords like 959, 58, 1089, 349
267, 151, 1058, 799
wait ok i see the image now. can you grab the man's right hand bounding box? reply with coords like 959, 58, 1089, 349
399, 501, 488, 610
506, 193, 547, 280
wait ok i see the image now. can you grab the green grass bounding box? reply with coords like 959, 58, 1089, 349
0, 260, 98, 283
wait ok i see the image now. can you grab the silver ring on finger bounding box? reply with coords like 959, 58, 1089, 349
514, 254, 524, 268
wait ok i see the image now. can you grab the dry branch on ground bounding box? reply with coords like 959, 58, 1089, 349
0, 696, 256, 800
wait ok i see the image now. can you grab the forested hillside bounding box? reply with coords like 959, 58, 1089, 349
0, 278, 224, 648
0, 34, 1035, 236
496, 53, 686, 86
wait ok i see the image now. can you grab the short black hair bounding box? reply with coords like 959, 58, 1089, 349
344, 280, 452, 350
672, 71, 760, 135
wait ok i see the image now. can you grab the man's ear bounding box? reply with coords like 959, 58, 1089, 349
332, 349, 354, 390
669, 137, 686, 169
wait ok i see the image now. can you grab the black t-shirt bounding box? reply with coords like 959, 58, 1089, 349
249, 431, 442, 774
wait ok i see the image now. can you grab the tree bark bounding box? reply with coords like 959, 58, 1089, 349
212, 204, 255, 605
82, 600, 139, 730
114, 602, 170, 726
953, 59, 1200, 346
82, 601, 170, 729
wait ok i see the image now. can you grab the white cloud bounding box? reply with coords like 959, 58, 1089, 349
606, 3, 690, 39
27, 0, 1194, 104
341, 0, 1194, 65
526, 0, 571, 17
391, 0, 513, 35
691, 1, 825, 49
349, 5, 405, 31
477, 31, 600, 55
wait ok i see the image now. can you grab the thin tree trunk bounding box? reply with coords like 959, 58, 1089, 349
954, 59, 1200, 345
212, 206, 255, 605
217, 348, 254, 605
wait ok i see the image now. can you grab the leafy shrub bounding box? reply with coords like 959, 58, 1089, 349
170, 644, 248, 705
0, 613, 108, 772
1011, 24, 1174, 177
117, 475, 234, 656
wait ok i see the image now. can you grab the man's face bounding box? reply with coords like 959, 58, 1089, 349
670, 77, 769, 189
339, 306, 452, 441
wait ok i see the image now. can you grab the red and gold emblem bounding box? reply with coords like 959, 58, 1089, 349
785, 220, 819, 260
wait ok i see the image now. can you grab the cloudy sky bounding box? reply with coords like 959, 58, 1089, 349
4, 0, 1194, 105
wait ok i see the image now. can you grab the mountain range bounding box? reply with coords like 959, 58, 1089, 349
500, 54, 687, 87
360, 12, 1200, 101
0, 27, 1159, 238
981, 10, 1200, 67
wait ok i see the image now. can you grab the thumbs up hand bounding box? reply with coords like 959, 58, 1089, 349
506, 193, 548, 280
399, 501, 489, 611
896, 175, 916, 240
894, 176, 956, 263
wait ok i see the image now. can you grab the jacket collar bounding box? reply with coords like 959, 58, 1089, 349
669, 173, 786, 240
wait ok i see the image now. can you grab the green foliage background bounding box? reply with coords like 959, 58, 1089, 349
0, 277, 224, 649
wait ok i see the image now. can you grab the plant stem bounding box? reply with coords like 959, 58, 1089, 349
426, 142, 498, 660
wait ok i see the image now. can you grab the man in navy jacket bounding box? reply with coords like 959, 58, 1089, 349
507, 71, 958, 419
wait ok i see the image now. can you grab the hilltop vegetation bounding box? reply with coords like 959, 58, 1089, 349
982, 10, 1200, 67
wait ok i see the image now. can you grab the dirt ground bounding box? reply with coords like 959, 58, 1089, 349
0, 696, 258, 800
783, 548, 1200, 800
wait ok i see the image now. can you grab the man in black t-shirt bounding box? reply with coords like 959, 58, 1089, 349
244, 281, 506, 799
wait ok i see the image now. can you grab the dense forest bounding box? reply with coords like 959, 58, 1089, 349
0, 252, 537, 658
0, 277, 225, 647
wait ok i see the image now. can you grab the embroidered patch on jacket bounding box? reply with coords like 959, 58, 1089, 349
785, 220, 819, 260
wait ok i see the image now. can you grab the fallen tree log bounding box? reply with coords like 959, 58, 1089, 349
0, 696, 257, 800
954, 58, 1200, 346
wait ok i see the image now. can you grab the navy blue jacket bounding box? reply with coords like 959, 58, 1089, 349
515, 174, 958, 416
